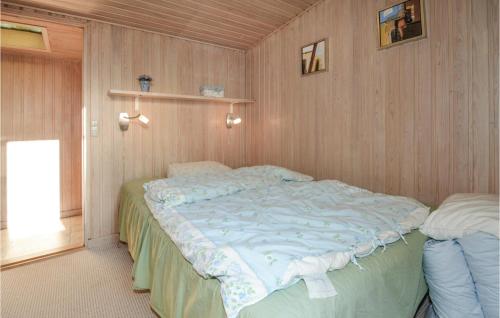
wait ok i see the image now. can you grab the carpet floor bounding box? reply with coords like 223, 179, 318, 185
0, 245, 156, 318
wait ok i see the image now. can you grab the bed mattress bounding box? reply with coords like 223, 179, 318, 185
119, 178, 428, 318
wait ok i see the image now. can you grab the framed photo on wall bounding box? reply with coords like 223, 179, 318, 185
378, 0, 426, 49
301, 38, 328, 75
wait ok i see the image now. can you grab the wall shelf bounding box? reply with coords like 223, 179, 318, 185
108, 89, 254, 105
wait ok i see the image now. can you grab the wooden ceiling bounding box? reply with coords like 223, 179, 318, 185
2, 0, 321, 49
1, 14, 83, 59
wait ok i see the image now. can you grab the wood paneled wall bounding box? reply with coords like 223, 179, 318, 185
1, 53, 82, 229
245, 0, 499, 207
84, 22, 247, 240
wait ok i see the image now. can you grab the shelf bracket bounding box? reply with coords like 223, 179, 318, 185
134, 96, 140, 112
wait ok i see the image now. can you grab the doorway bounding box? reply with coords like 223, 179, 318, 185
0, 15, 84, 267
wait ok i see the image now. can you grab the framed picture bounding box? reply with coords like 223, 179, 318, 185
378, 0, 426, 49
301, 38, 328, 75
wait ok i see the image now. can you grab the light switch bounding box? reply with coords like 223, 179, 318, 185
91, 120, 98, 137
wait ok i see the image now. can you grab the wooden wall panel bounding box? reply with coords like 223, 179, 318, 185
245, 0, 499, 207
84, 22, 247, 240
1, 53, 82, 228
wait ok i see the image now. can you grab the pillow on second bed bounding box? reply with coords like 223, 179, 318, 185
423, 239, 484, 318
167, 161, 231, 178
458, 232, 499, 318
420, 193, 499, 240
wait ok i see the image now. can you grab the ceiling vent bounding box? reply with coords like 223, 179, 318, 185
1, 21, 51, 52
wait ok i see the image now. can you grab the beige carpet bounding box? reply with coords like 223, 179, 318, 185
0, 245, 156, 318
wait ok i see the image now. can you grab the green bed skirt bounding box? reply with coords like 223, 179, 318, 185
119, 178, 428, 318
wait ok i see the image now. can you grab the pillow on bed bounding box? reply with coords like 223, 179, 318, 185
167, 161, 231, 178
262, 165, 313, 182
423, 239, 484, 318
458, 232, 499, 318
420, 193, 499, 240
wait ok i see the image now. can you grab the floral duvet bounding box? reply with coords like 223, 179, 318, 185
144, 167, 429, 318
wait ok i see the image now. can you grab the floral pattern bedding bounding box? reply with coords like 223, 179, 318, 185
144, 165, 313, 207
144, 169, 429, 318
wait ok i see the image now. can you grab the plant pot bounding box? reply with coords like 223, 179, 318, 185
138, 75, 152, 92
139, 79, 151, 92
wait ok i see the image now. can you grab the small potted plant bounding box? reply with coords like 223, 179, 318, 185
138, 75, 152, 92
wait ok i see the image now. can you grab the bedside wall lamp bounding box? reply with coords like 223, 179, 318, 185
118, 96, 150, 131
114, 94, 249, 131
226, 103, 242, 129
119, 112, 149, 131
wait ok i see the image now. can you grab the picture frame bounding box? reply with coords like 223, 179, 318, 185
301, 38, 328, 76
377, 0, 426, 49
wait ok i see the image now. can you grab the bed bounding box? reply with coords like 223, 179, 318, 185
119, 174, 428, 318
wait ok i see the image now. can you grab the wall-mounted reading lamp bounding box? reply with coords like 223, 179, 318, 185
226, 103, 241, 129
118, 96, 150, 131
109, 89, 251, 131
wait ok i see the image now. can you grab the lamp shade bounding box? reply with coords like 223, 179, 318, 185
138, 114, 150, 125
226, 113, 241, 128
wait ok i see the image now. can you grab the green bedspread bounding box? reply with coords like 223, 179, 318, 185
119, 178, 428, 318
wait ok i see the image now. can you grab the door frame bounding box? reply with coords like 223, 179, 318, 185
0, 8, 88, 268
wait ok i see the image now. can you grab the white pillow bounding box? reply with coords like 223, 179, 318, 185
167, 161, 231, 178
420, 193, 499, 240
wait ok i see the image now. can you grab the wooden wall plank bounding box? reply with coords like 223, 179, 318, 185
470, 0, 491, 193
450, 0, 470, 194
488, 0, 499, 194
414, 0, 435, 205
